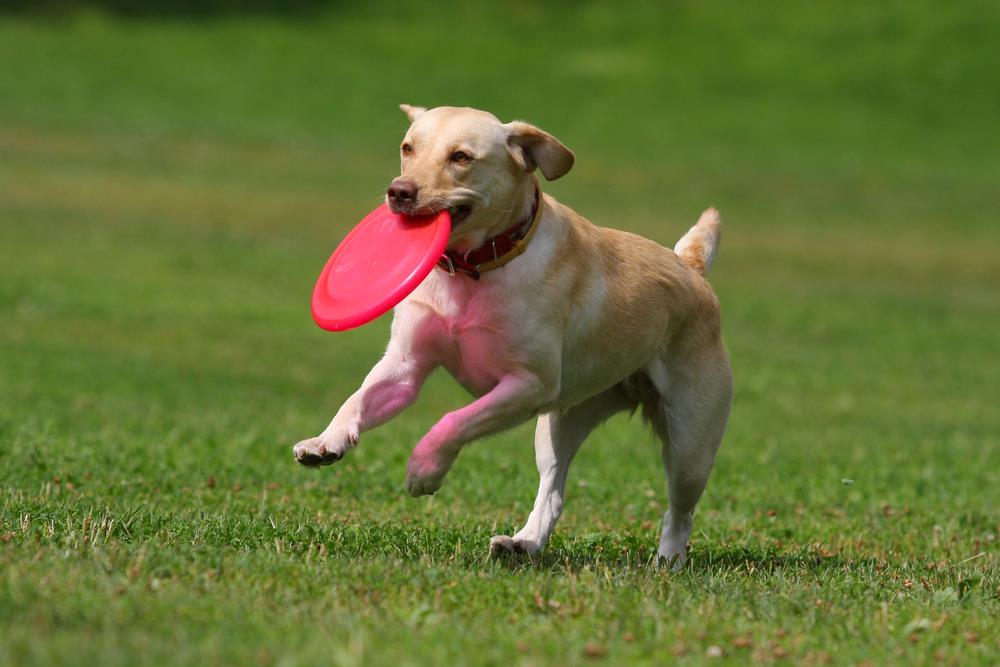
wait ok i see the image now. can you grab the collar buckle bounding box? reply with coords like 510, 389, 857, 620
440, 253, 456, 276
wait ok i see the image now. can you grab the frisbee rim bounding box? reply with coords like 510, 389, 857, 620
311, 205, 451, 332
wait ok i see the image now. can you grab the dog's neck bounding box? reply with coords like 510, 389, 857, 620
485, 176, 539, 240
438, 180, 541, 280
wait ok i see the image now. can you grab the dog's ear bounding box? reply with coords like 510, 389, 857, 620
399, 104, 427, 123
503, 121, 575, 181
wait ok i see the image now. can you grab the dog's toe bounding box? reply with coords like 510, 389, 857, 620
489, 535, 517, 555
293, 437, 344, 467
404, 474, 440, 497
489, 535, 534, 557
656, 550, 687, 571
319, 448, 342, 464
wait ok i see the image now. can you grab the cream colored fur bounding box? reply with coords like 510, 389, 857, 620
293, 106, 733, 567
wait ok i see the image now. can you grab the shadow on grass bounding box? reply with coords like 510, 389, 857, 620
489, 541, 859, 576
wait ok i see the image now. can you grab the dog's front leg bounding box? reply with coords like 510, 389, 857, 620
405, 372, 555, 496
293, 351, 434, 467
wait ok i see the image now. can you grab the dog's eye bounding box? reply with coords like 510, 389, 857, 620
450, 151, 471, 163
401, 143, 413, 155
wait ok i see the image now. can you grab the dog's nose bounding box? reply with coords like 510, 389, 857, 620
387, 179, 419, 205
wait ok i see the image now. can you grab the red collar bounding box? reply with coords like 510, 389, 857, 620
437, 189, 542, 280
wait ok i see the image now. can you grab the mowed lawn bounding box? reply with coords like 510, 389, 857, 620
1, 2, 998, 665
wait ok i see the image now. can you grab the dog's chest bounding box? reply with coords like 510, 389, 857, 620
408, 274, 519, 395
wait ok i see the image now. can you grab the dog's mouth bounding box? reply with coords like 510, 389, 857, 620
389, 201, 472, 227
448, 205, 472, 226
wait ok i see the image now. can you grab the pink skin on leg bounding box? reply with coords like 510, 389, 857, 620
406, 414, 461, 483
405, 373, 552, 495
359, 380, 420, 429
293, 354, 433, 466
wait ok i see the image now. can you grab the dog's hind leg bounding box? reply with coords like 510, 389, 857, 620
490, 386, 635, 556
647, 350, 733, 569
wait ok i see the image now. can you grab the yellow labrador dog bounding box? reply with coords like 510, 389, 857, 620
294, 105, 733, 566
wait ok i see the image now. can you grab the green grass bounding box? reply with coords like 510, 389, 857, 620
1, 2, 999, 665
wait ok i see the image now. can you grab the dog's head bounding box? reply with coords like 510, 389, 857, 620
386, 105, 574, 251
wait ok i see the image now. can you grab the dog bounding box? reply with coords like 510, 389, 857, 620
293, 105, 733, 567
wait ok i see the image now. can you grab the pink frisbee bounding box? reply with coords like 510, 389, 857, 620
311, 204, 451, 331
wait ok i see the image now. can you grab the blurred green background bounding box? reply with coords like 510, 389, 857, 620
1, 1, 998, 665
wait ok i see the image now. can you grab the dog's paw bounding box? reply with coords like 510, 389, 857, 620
656, 547, 688, 571
404, 447, 454, 496
657, 513, 691, 570
489, 534, 541, 557
403, 466, 445, 496
292, 430, 359, 467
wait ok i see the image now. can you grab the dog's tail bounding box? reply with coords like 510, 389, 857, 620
674, 208, 722, 276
